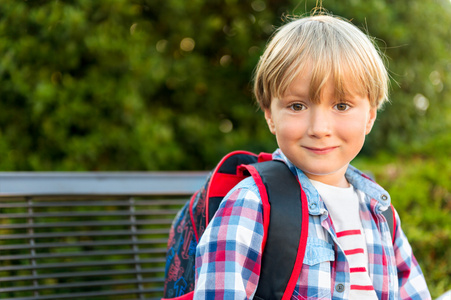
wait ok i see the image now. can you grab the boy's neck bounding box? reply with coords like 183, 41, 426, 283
304, 168, 350, 188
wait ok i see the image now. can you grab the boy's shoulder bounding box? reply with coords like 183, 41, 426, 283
234, 176, 261, 192
345, 165, 392, 207
223, 176, 262, 206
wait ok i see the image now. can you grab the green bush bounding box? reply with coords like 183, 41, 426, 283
354, 137, 451, 298
1, 0, 450, 170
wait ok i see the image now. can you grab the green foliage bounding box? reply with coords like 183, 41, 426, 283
1, 0, 450, 170
354, 148, 451, 298
0, 0, 282, 170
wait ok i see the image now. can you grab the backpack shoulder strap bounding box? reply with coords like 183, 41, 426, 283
242, 160, 309, 300
382, 204, 397, 244
205, 151, 259, 227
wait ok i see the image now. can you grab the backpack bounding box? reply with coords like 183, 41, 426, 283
163, 151, 396, 300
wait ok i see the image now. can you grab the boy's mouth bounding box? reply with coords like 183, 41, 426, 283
303, 146, 338, 155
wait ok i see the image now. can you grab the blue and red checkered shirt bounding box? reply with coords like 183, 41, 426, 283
194, 149, 431, 299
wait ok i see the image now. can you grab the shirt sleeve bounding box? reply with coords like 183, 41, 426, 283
393, 209, 432, 300
194, 177, 264, 300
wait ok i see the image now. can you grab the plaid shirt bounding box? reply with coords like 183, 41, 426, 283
194, 149, 431, 300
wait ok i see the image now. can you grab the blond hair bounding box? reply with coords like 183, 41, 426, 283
253, 14, 389, 109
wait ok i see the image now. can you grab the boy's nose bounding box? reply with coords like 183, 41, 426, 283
307, 108, 332, 138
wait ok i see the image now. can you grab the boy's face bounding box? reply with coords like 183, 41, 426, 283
264, 68, 377, 187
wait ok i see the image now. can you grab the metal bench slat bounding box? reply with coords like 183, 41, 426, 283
0, 218, 174, 230
0, 278, 165, 293
1, 228, 170, 240
0, 257, 166, 272
1, 247, 167, 261
0, 267, 166, 282
2, 289, 164, 300
1, 238, 168, 250
0, 171, 208, 196
0, 209, 181, 219
0, 199, 188, 208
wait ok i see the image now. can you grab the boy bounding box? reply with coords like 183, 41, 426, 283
194, 14, 431, 299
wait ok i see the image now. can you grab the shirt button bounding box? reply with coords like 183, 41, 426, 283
335, 283, 345, 293
309, 203, 317, 210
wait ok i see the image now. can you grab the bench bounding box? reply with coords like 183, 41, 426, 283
0, 172, 208, 300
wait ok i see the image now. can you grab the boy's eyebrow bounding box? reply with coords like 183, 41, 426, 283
283, 93, 308, 99
283, 87, 309, 98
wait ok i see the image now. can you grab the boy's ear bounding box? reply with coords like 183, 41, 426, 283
365, 107, 377, 135
264, 108, 276, 135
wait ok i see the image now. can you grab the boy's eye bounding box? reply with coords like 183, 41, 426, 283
289, 103, 306, 111
334, 103, 350, 111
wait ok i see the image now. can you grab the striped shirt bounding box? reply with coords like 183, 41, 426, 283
311, 179, 377, 299
194, 149, 431, 300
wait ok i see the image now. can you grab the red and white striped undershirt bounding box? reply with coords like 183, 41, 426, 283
310, 179, 378, 299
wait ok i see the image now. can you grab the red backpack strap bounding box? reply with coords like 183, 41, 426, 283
161, 291, 194, 300
205, 151, 259, 226
257, 152, 273, 163
241, 161, 309, 300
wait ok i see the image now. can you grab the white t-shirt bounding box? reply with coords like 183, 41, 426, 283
310, 179, 378, 299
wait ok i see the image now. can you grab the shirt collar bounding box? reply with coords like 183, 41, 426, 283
272, 149, 391, 214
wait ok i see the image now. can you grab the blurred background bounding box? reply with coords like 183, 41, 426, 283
0, 0, 449, 297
